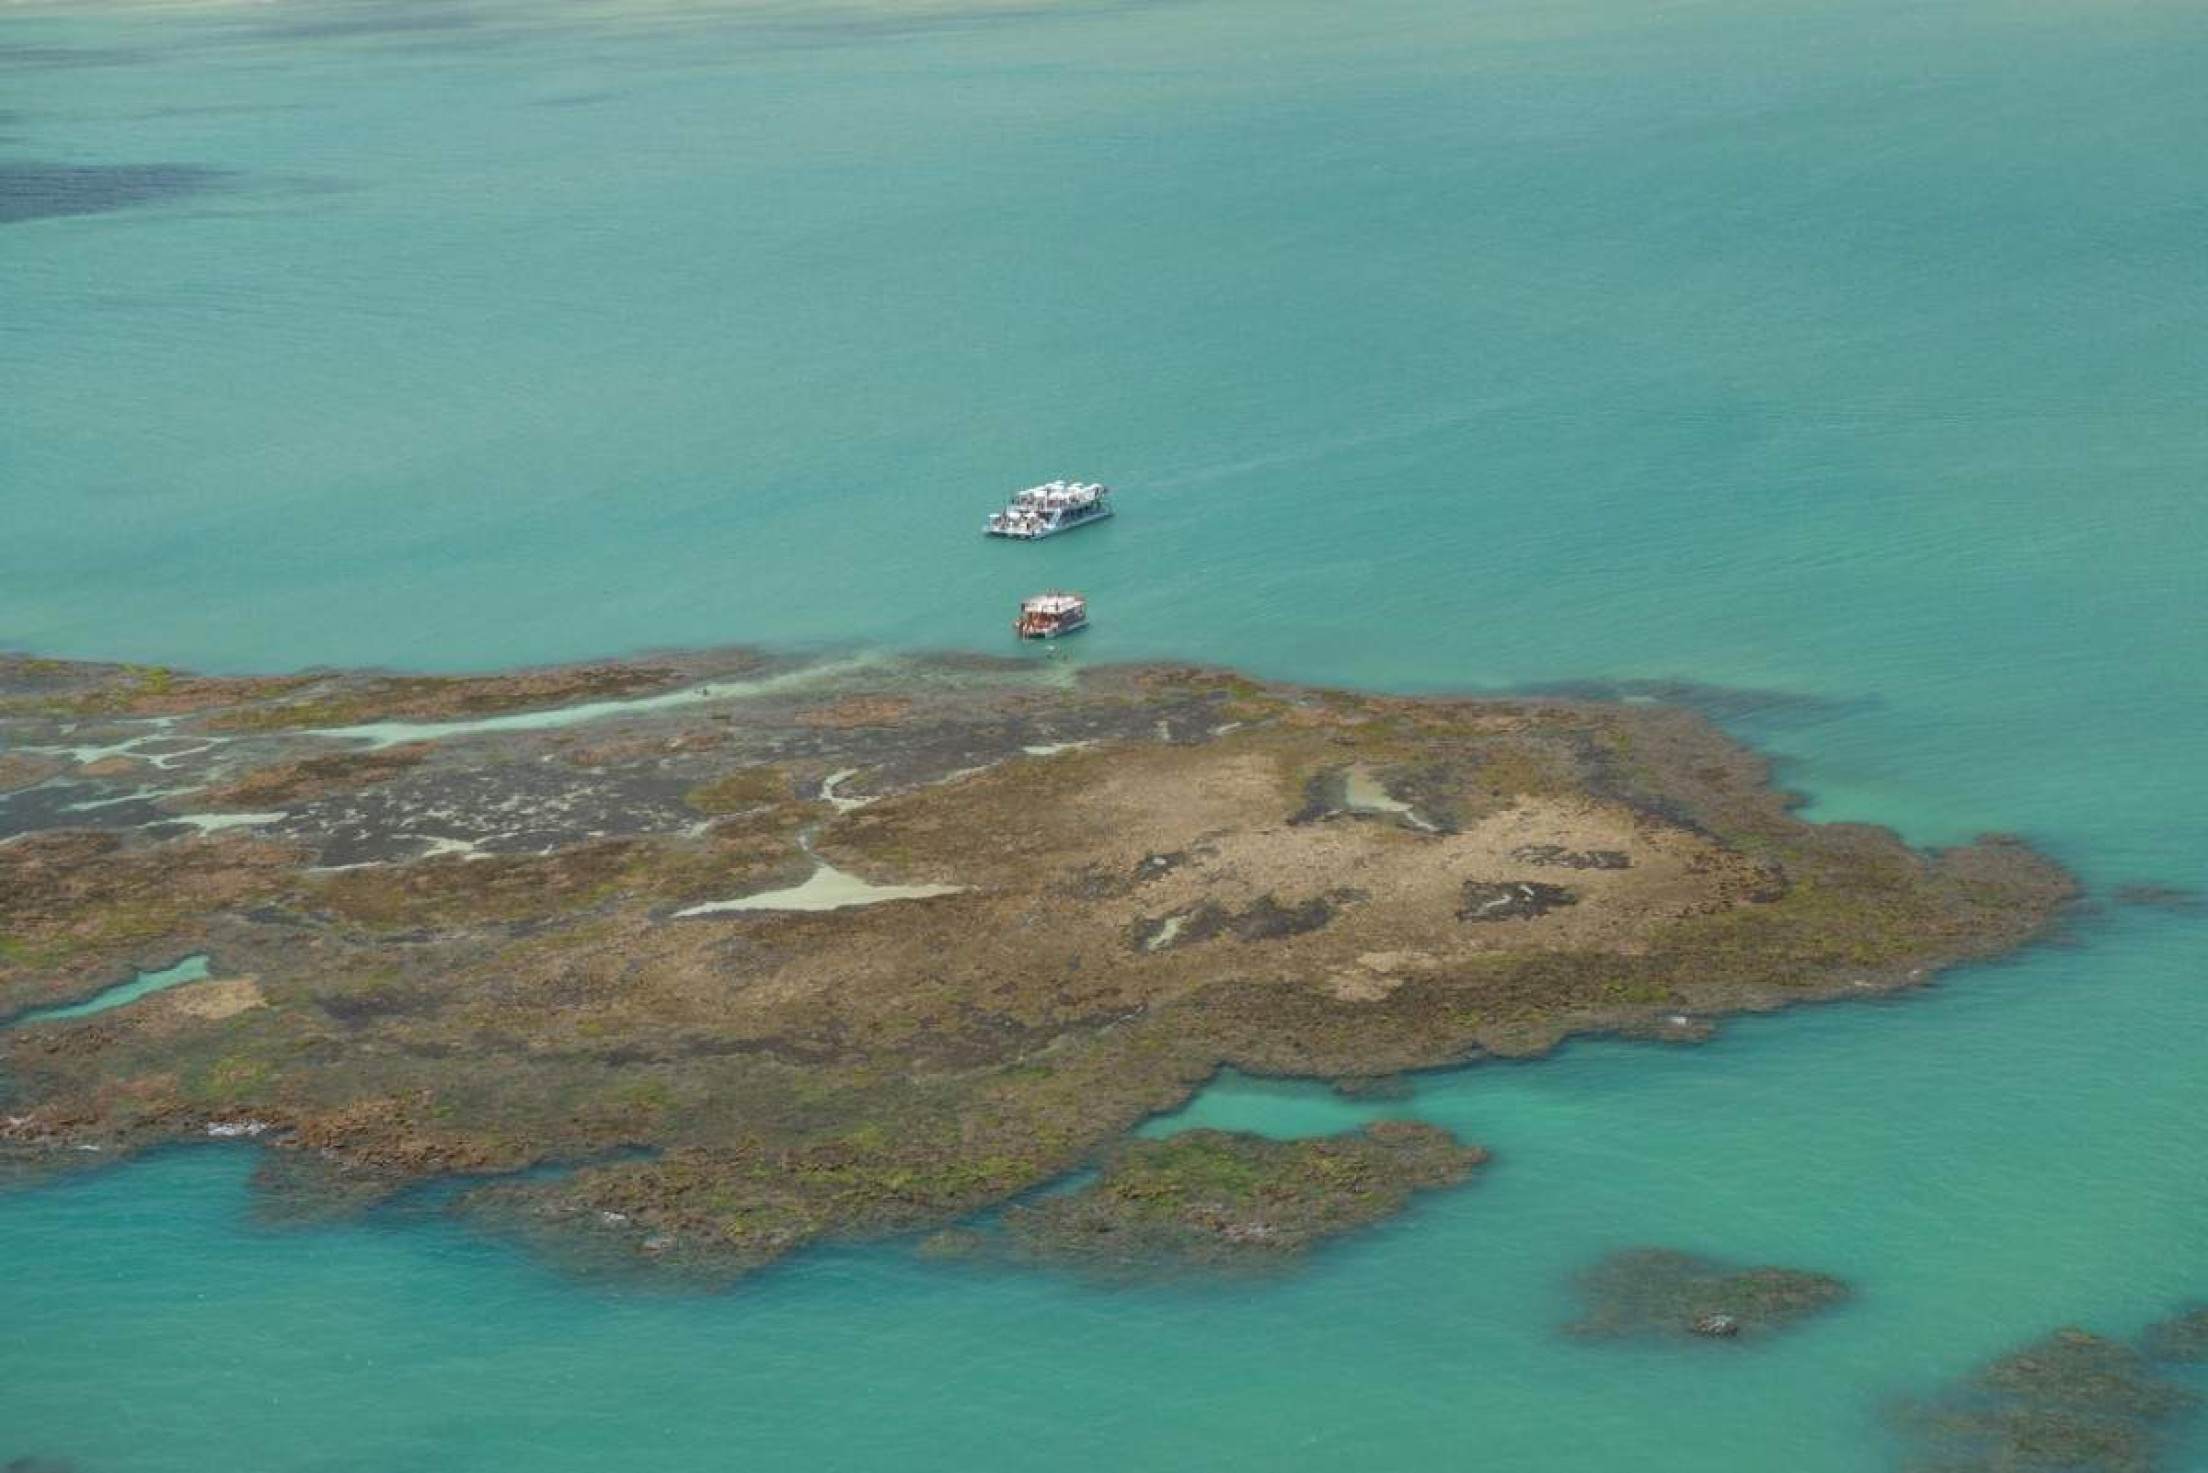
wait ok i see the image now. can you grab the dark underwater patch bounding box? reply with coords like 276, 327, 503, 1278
248, 2, 482, 43
0, 43, 151, 72
1896, 1326, 2197, 1473
2111, 884, 2203, 913
1566, 1247, 1849, 1342
530, 90, 625, 110
1518, 676, 1879, 730
0, 160, 232, 226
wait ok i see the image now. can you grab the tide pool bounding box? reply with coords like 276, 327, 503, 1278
4, 0, 2207, 1467
4, 957, 211, 1028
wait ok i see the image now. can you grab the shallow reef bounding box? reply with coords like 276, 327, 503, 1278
1897, 1326, 2199, 1473
2140, 1306, 2208, 1365
1565, 1247, 1849, 1341
0, 648, 2075, 1282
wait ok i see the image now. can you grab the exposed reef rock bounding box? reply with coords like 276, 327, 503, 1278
1130, 891, 1353, 951
981, 1124, 1484, 1277
0, 753, 65, 793
1457, 880, 1578, 922
1899, 1327, 2197, 1473
0, 649, 2074, 1281
186, 746, 431, 810
1566, 1248, 1849, 1341
1510, 844, 1630, 870
1331, 1073, 1416, 1101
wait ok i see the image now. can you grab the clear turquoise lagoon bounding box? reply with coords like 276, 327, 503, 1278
4, 0, 2206, 1466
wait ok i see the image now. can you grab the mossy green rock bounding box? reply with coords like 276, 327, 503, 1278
998, 1123, 1484, 1275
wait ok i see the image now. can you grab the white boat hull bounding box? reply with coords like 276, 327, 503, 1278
984, 505, 1114, 539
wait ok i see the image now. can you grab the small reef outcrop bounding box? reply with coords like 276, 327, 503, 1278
981, 1123, 1485, 1277
1898, 1326, 2199, 1473
1565, 1247, 1849, 1342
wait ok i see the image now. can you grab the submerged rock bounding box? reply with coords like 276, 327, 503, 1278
1331, 1073, 1416, 1101
2141, 1305, 2208, 1364
994, 1123, 1485, 1278
1898, 1327, 2197, 1473
2110, 885, 2202, 913
1566, 1248, 1848, 1342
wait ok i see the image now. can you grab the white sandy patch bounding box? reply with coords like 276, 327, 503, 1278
819, 769, 874, 813
1343, 767, 1435, 830
311, 655, 886, 750
15, 719, 221, 772
80, 738, 221, 773
60, 785, 195, 812
675, 860, 963, 915
162, 810, 289, 833
1020, 741, 1094, 758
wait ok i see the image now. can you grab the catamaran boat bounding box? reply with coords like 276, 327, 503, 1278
1014, 592, 1089, 639
984, 481, 1113, 539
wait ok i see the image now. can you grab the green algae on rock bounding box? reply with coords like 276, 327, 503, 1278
1565, 1247, 1849, 1341
0, 649, 2075, 1280
985, 1123, 1484, 1276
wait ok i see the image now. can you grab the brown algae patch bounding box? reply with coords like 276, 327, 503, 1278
165, 976, 265, 1023
0, 650, 2075, 1280
184, 746, 431, 810
673, 858, 964, 914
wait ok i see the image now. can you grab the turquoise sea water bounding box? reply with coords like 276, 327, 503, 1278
5, 0, 2208, 1467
